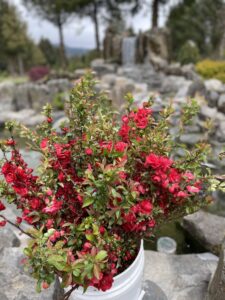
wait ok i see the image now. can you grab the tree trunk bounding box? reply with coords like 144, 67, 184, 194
58, 20, 67, 68
152, 0, 159, 29
17, 54, 24, 76
93, 2, 100, 54
8, 57, 16, 76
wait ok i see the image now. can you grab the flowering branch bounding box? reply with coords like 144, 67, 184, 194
0, 215, 34, 239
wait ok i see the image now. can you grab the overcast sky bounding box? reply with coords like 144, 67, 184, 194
11, 0, 180, 49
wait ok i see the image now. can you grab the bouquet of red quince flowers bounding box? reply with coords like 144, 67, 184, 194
0, 74, 210, 298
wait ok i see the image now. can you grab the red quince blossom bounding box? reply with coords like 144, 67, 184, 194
138, 200, 153, 214
187, 186, 200, 193
85, 148, 93, 155
40, 138, 48, 149
114, 142, 128, 152
98, 274, 113, 292
42, 199, 63, 214
145, 153, 173, 171
0, 201, 5, 211
0, 220, 6, 227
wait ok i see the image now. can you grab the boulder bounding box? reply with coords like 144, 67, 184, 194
165, 63, 182, 76
0, 81, 15, 111
180, 133, 203, 145
206, 240, 225, 300
149, 54, 168, 71
74, 69, 87, 79
160, 76, 191, 94
218, 94, 225, 114
111, 76, 135, 108
187, 80, 207, 98
28, 84, 51, 111
91, 59, 116, 75
14, 83, 33, 110
205, 79, 225, 93
181, 64, 200, 81
216, 121, 225, 142
0, 109, 45, 127
0, 247, 55, 299
47, 79, 72, 95
175, 83, 192, 98
0, 227, 20, 249
206, 91, 219, 107
143, 280, 168, 300
101, 74, 117, 87
199, 106, 218, 120
183, 210, 225, 255
144, 250, 218, 300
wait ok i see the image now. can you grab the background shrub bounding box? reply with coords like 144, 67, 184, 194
178, 41, 200, 65
28, 66, 49, 82
196, 59, 225, 83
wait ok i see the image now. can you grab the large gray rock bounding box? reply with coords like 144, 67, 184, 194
111, 76, 135, 108
216, 121, 225, 142
0, 109, 45, 127
205, 79, 225, 93
14, 83, 33, 110
0, 81, 15, 111
207, 91, 219, 108
144, 250, 218, 300
47, 79, 72, 96
218, 94, 225, 114
181, 64, 200, 81
187, 80, 206, 98
0, 227, 20, 249
206, 240, 225, 300
143, 280, 168, 300
199, 106, 218, 120
160, 76, 191, 94
91, 59, 116, 75
180, 133, 203, 145
183, 210, 225, 255
0, 247, 55, 299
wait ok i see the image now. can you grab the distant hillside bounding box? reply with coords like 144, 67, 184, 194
65, 46, 92, 58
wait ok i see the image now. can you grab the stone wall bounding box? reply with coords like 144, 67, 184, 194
0, 79, 72, 127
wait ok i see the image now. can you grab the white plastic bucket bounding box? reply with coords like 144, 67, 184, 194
67, 240, 145, 300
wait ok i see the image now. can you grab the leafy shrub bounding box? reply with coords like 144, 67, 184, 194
28, 66, 49, 82
178, 41, 200, 65
52, 92, 66, 111
196, 59, 225, 83
0, 73, 210, 297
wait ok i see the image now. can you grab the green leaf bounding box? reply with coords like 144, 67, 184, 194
86, 233, 95, 241
95, 250, 107, 261
92, 224, 99, 235
82, 197, 94, 208
36, 280, 42, 293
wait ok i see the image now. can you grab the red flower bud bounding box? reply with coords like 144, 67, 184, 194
0, 201, 6, 211
0, 220, 6, 227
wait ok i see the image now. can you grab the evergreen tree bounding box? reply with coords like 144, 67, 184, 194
39, 38, 59, 66
0, 0, 31, 74
167, 0, 225, 58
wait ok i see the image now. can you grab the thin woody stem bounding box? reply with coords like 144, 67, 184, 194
63, 285, 79, 300
0, 214, 34, 239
